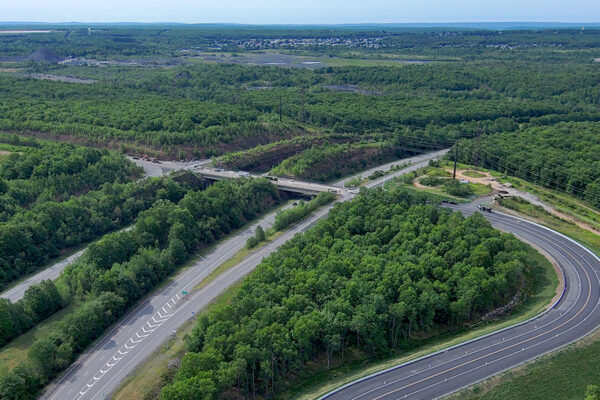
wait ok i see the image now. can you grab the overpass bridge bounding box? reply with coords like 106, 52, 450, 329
193, 166, 358, 197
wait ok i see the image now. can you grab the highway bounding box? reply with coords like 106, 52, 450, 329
38, 149, 480, 400
42, 196, 349, 400
0, 158, 212, 303
322, 202, 600, 400
0, 226, 134, 303
333, 148, 449, 188
0, 158, 210, 303
0, 249, 85, 303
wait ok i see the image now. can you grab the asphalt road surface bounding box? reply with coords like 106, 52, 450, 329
334, 149, 448, 188
42, 197, 346, 400
322, 202, 600, 400
41, 149, 558, 400
0, 249, 86, 303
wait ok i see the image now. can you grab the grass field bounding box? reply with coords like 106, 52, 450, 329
0, 304, 75, 376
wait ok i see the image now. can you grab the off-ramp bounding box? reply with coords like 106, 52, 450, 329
322, 202, 600, 400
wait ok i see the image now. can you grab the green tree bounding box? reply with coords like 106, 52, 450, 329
255, 225, 265, 242
586, 385, 600, 400
246, 236, 258, 249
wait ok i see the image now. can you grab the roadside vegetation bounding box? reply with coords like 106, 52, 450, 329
2, 25, 600, 400
0, 178, 280, 400
456, 122, 600, 208
270, 142, 398, 181
0, 134, 153, 289
159, 188, 549, 399
392, 160, 492, 200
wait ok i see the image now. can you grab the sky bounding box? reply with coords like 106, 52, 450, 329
2, 0, 600, 24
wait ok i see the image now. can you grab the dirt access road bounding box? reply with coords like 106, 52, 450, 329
451, 168, 599, 234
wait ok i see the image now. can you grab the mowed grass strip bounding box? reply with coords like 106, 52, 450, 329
0, 304, 74, 376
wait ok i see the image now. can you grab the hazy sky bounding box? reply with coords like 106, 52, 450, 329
3, 0, 600, 24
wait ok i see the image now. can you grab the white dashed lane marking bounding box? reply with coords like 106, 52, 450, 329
72, 294, 181, 400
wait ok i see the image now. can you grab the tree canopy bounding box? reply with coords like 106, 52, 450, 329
161, 188, 537, 399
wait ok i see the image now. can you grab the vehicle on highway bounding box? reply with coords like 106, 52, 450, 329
478, 203, 493, 212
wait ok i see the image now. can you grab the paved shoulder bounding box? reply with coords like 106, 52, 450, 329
322, 207, 600, 400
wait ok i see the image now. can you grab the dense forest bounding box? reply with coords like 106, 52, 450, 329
0, 178, 281, 400
0, 135, 176, 288
1, 26, 599, 399
1, 55, 600, 165
0, 134, 141, 217
160, 188, 539, 399
456, 122, 600, 207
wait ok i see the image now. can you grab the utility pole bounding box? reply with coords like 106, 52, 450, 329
453, 141, 458, 180
279, 94, 282, 123
475, 132, 481, 167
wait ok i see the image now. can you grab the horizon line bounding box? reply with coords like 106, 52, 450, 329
1, 21, 600, 26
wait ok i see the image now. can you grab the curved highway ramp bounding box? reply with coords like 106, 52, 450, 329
321, 203, 600, 400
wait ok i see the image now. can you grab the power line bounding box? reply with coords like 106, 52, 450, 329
389, 136, 600, 203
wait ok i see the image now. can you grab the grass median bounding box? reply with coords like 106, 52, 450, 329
112, 198, 334, 400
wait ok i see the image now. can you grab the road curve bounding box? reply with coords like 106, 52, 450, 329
322, 203, 600, 400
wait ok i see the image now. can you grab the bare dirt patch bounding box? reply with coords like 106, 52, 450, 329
450, 169, 599, 235
322, 84, 381, 95
29, 73, 96, 84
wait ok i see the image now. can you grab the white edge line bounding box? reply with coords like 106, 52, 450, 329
318, 210, 597, 399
